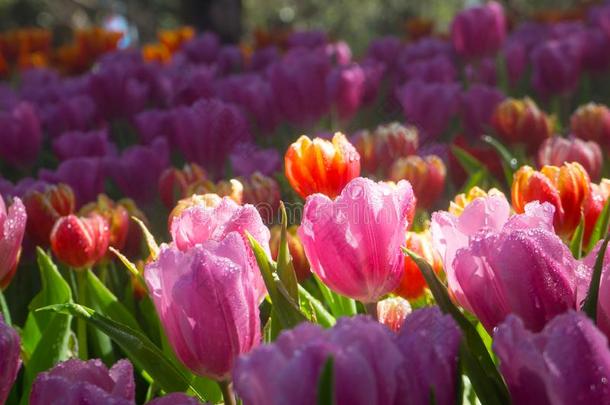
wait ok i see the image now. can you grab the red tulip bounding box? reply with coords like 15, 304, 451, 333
389, 155, 446, 210
570, 103, 610, 146
23, 183, 75, 247
50, 214, 109, 268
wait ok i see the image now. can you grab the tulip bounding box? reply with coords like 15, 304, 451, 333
389, 154, 446, 210
285, 133, 360, 199
583, 180, 610, 246
460, 84, 505, 139
538, 136, 603, 181
269, 224, 310, 282
432, 194, 580, 332
39, 157, 105, 207
451, 1, 506, 59
80, 194, 130, 252
158, 163, 208, 210
50, 213, 110, 268
145, 235, 261, 380
570, 103, 610, 145
298, 177, 415, 303
531, 39, 582, 97
377, 297, 411, 332
234, 309, 461, 405
402, 55, 457, 83
512, 163, 591, 238
448, 186, 505, 216
395, 231, 443, 300
23, 183, 75, 247
326, 64, 365, 121
0, 196, 26, 290
493, 312, 610, 404
352, 122, 419, 177
239, 172, 281, 224
229, 143, 281, 177
30, 359, 135, 405
52, 128, 114, 161
490, 97, 554, 151
187, 179, 244, 205
0, 102, 42, 168
168, 194, 223, 226
0, 315, 21, 405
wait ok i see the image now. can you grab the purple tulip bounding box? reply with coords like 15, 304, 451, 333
0, 315, 21, 404
40, 95, 98, 139
590, 3, 610, 39
400, 38, 455, 64
360, 60, 385, 104
133, 109, 174, 145
531, 39, 582, 97
464, 57, 497, 86
401, 55, 457, 83
460, 84, 505, 139
451, 1, 506, 59
298, 177, 415, 303
287, 30, 328, 49
0, 102, 42, 168
106, 138, 170, 204
216, 45, 244, 75
502, 40, 528, 84
432, 194, 581, 332
52, 128, 115, 161
581, 28, 610, 73
145, 233, 261, 380
229, 143, 280, 177
326, 64, 365, 121
30, 359, 135, 405
180, 32, 221, 64
234, 309, 461, 405
538, 136, 603, 181
366, 36, 403, 74
168, 65, 215, 106
494, 311, 610, 405
39, 157, 104, 207
396, 81, 460, 141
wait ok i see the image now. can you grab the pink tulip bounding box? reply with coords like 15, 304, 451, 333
494, 312, 610, 404
0, 315, 21, 404
538, 136, 603, 181
0, 196, 26, 290
432, 194, 581, 332
298, 177, 415, 303
145, 233, 261, 381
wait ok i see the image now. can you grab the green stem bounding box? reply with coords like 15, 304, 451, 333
0, 288, 11, 325
76, 269, 89, 359
218, 380, 236, 405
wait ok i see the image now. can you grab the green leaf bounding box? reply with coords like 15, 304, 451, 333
38, 303, 207, 402
109, 246, 147, 293
317, 357, 335, 405
85, 270, 141, 331
451, 145, 487, 176
570, 215, 585, 259
132, 216, 159, 260
276, 202, 299, 302
587, 199, 610, 253
246, 232, 307, 329
582, 234, 610, 319
404, 249, 509, 405
460, 171, 487, 195
313, 275, 357, 318
298, 285, 336, 328
481, 135, 519, 185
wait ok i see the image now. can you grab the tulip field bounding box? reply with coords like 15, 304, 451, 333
4, 1, 610, 404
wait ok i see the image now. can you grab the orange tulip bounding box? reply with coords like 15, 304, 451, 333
389, 154, 446, 210
395, 231, 443, 300
240, 172, 281, 224
269, 224, 310, 282
491, 97, 554, 151
285, 133, 360, 199
570, 103, 610, 146
80, 194, 130, 252
512, 162, 591, 237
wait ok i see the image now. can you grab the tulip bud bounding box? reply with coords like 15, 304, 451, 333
538, 136, 603, 181
491, 97, 554, 151
269, 225, 310, 282
169, 193, 223, 227
377, 297, 412, 332
370, 122, 419, 177
50, 213, 110, 268
0, 196, 26, 290
239, 172, 281, 224
285, 132, 360, 199
512, 163, 591, 238
570, 103, 610, 145
449, 186, 505, 216
158, 163, 208, 209
0, 315, 21, 404
451, 1, 506, 59
80, 194, 129, 252
583, 179, 610, 246
531, 39, 582, 97
389, 155, 446, 210
187, 178, 244, 205
23, 183, 75, 247
395, 231, 443, 300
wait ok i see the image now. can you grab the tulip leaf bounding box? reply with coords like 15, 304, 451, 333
0, 289, 10, 326
276, 202, 299, 302
404, 248, 510, 405
246, 232, 307, 330
482, 135, 519, 184
298, 285, 336, 328
109, 246, 148, 293
37, 302, 207, 402
570, 215, 585, 259
313, 275, 357, 318
451, 145, 488, 176
582, 234, 610, 320
317, 356, 335, 405
586, 199, 610, 253
132, 216, 159, 260
460, 170, 487, 196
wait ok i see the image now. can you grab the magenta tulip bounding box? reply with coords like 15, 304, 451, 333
494, 311, 610, 405
432, 194, 581, 332
537, 136, 603, 181
0, 196, 27, 290
145, 233, 261, 381
451, 1, 506, 59
30, 359, 135, 405
0, 315, 21, 404
298, 177, 415, 303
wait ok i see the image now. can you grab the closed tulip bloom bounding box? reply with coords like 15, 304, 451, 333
512, 163, 591, 238
531, 39, 582, 97
298, 178, 415, 303
538, 136, 603, 181
494, 312, 610, 405
30, 359, 135, 405
570, 103, 610, 145
269, 224, 310, 282
39, 157, 105, 207
285, 133, 360, 199
158, 163, 208, 210
389, 154, 446, 210
395, 231, 443, 300
491, 97, 554, 150
239, 172, 281, 224
0, 102, 42, 168
448, 186, 505, 216
50, 213, 110, 268
0, 196, 26, 289
0, 315, 21, 405
52, 128, 114, 161
377, 297, 411, 332
229, 143, 281, 177
583, 180, 610, 246
23, 183, 75, 247
145, 235, 261, 380
433, 194, 580, 332
326, 64, 365, 121
80, 194, 130, 251
460, 84, 505, 139
451, 1, 506, 59
187, 179, 244, 206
